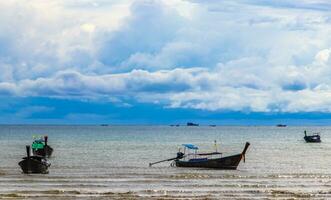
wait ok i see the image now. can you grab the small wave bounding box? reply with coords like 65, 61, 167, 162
169, 173, 211, 179
40, 190, 81, 195
316, 190, 331, 195
0, 190, 138, 198
267, 173, 331, 179
0, 193, 21, 198
1, 190, 82, 195
270, 189, 312, 198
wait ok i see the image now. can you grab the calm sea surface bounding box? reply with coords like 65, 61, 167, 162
0, 125, 331, 199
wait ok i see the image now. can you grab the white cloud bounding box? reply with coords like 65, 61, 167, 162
315, 49, 331, 63
81, 23, 96, 33
1, 0, 331, 113
0, 55, 329, 113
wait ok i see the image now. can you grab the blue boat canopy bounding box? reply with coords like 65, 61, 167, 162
182, 144, 199, 150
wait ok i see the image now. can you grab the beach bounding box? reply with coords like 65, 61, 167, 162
0, 125, 331, 199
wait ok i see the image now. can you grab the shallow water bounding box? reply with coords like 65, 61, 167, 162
0, 125, 331, 199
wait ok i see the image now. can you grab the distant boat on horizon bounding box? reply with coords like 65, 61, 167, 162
187, 122, 199, 126
276, 124, 287, 127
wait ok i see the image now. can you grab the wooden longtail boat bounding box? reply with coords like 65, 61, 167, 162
304, 130, 321, 143
175, 142, 250, 169
32, 136, 54, 158
149, 142, 250, 170
18, 145, 50, 174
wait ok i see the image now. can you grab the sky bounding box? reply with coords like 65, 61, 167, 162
1, 0, 331, 124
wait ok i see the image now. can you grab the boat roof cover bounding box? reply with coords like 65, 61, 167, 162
32, 141, 45, 149
182, 144, 199, 150
34, 139, 44, 142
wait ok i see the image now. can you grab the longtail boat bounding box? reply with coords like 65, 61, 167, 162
304, 130, 321, 143
18, 145, 50, 174
32, 136, 54, 158
149, 142, 250, 170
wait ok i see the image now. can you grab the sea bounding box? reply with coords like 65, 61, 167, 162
0, 125, 330, 199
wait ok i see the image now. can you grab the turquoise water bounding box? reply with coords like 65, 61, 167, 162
0, 125, 331, 199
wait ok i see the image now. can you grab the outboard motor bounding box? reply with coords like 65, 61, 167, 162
176, 152, 184, 160
149, 151, 185, 167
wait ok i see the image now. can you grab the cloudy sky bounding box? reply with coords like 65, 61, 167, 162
1, 0, 331, 124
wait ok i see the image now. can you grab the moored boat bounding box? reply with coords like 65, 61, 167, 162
32, 136, 54, 158
149, 142, 250, 170
304, 130, 321, 143
175, 142, 250, 169
18, 145, 50, 174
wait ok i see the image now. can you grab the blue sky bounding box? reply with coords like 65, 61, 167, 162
1, 0, 331, 124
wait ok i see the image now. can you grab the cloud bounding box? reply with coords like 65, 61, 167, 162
0, 82, 16, 95
0, 52, 331, 113
10, 69, 199, 97
190, 0, 331, 12
98, 0, 185, 71
242, 0, 331, 11
0, 0, 131, 80
15, 106, 54, 118
1, 0, 331, 114
315, 49, 331, 63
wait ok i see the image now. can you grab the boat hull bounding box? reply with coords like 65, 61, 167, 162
175, 154, 243, 169
304, 136, 321, 143
18, 158, 49, 174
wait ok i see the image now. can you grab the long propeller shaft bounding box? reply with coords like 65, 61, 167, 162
149, 157, 178, 167
149, 152, 185, 167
